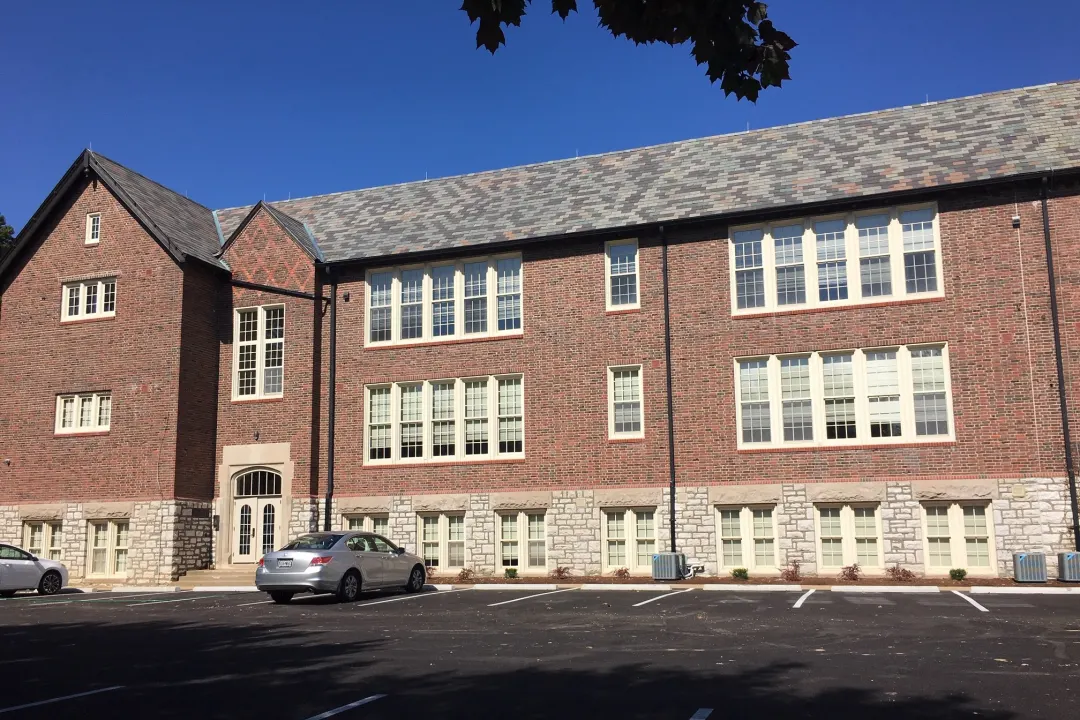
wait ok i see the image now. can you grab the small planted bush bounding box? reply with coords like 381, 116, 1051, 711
456, 568, 475, 583
950, 568, 968, 581
839, 563, 862, 581
612, 567, 631, 579
731, 567, 749, 581
550, 566, 572, 580
886, 564, 917, 582
780, 560, 801, 583
504, 568, 518, 579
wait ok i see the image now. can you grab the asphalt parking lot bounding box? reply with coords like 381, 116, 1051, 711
2, 586, 1079, 719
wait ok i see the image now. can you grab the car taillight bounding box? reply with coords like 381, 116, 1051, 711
309, 556, 333, 567
258, 558, 264, 568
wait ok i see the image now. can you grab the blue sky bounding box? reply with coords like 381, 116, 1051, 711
4, 1, 1079, 232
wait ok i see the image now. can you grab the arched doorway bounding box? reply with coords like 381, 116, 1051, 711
231, 468, 282, 563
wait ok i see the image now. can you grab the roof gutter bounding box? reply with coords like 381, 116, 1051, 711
1040, 176, 1080, 552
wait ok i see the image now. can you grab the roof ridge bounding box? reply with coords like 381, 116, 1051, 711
214, 80, 1067, 213
91, 151, 215, 213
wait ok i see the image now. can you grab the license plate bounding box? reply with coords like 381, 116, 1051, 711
277, 559, 292, 569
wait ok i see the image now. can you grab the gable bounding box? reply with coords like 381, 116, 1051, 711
222, 204, 315, 293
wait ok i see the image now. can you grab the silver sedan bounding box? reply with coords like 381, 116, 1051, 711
0, 543, 69, 596
256, 531, 427, 604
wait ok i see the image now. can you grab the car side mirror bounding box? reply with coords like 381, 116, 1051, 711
29, 555, 38, 562
394, 547, 406, 555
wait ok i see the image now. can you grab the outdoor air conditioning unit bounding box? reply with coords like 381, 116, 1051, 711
652, 552, 687, 581
1013, 552, 1048, 583
1059, 552, 1080, 582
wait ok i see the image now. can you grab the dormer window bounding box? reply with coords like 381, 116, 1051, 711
85, 214, 101, 246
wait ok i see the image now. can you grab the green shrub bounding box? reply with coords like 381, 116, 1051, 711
949, 568, 968, 581
504, 568, 518, 579
731, 567, 749, 581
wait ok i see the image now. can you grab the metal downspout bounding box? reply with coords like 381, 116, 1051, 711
324, 271, 338, 531
661, 226, 678, 553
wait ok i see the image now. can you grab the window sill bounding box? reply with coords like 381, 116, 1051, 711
231, 397, 285, 405
608, 436, 646, 444
54, 430, 111, 438
59, 315, 116, 326
732, 293, 945, 320
737, 439, 956, 453
364, 457, 526, 469
606, 307, 641, 316
365, 332, 523, 351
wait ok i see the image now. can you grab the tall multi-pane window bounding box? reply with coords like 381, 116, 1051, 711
609, 366, 643, 437
345, 515, 389, 535
607, 240, 639, 309
925, 506, 952, 568
817, 505, 881, 569
24, 522, 62, 561
815, 219, 848, 302
366, 376, 524, 463
739, 360, 771, 443
234, 306, 284, 399
780, 357, 812, 441
964, 505, 990, 568
497, 257, 522, 330
774, 224, 806, 306
86, 213, 101, 245
61, 278, 117, 321
500, 513, 519, 567
858, 214, 892, 297
418, 513, 465, 570
464, 261, 489, 334
716, 506, 778, 570
719, 510, 742, 567
818, 508, 844, 568
902, 208, 938, 294
527, 513, 546, 568
733, 229, 765, 309
56, 392, 111, 434
87, 520, 128, 576
400, 269, 424, 340
604, 509, 656, 572
752, 509, 775, 565
369, 272, 393, 342
606, 511, 626, 567
421, 516, 440, 568
635, 511, 656, 567
736, 345, 953, 448
498, 511, 547, 571
431, 265, 456, 337
823, 354, 856, 439
922, 503, 995, 573
853, 507, 879, 566
866, 350, 901, 438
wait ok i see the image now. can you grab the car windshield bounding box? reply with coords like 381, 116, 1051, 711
281, 534, 344, 551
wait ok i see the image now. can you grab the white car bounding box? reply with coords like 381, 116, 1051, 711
0, 543, 69, 596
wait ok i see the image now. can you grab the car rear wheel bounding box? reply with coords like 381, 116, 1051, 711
38, 570, 62, 596
337, 570, 361, 602
269, 591, 294, 604
405, 565, 425, 593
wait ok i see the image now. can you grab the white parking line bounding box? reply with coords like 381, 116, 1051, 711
26, 601, 72, 608
632, 589, 693, 607
354, 589, 469, 608
951, 590, 990, 612
690, 709, 713, 719
127, 594, 221, 607
488, 588, 575, 607
303, 694, 386, 720
793, 589, 815, 608
234, 599, 274, 607
0, 685, 124, 715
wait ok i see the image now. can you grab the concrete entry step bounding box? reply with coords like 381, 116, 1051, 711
177, 566, 257, 589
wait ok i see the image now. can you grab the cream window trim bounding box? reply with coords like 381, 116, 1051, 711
417, 513, 466, 571
714, 505, 779, 572
814, 504, 883, 570
232, 305, 285, 401
61, 278, 116, 322
86, 519, 129, 578
342, 514, 390, 536
601, 508, 657, 573
734, 344, 955, 450
607, 365, 644, 439
85, 213, 101, 246
729, 203, 943, 316
23, 521, 63, 561
921, 502, 997, 575
364, 375, 524, 465
365, 253, 523, 347
497, 510, 548, 573
605, 238, 640, 311
55, 391, 112, 434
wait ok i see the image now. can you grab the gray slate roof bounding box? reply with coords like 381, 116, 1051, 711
92, 152, 226, 269
213, 80, 1080, 264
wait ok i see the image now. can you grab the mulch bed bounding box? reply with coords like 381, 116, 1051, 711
428, 574, 1079, 587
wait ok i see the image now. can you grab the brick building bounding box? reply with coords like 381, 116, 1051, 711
2, 81, 1079, 583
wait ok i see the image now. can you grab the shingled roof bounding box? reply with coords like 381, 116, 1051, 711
213, 80, 1080, 264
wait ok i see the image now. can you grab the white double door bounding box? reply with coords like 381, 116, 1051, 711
232, 497, 281, 564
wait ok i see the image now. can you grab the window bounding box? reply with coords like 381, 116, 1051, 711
24, 522, 62, 561
55, 392, 111, 434
233, 306, 285, 400
88, 520, 129, 576
418, 514, 465, 569
365, 375, 524, 464
344, 515, 389, 536
922, 503, 995, 572
606, 240, 639, 309
715, 506, 777, 570
730, 205, 942, 315
608, 366, 643, 438
85, 213, 101, 245
498, 511, 547, 571
61, 278, 116, 321
366, 254, 523, 345
734, 344, 953, 449
603, 508, 655, 572
816, 505, 881, 569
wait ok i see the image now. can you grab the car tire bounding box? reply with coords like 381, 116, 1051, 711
269, 591, 294, 604
405, 565, 425, 593
0, 590, 17, 598
38, 570, 62, 596
337, 570, 361, 603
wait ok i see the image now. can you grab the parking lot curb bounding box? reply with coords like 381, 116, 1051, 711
702, 584, 803, 592
109, 586, 180, 593
970, 586, 1080, 594
579, 583, 672, 591
470, 583, 559, 591
190, 586, 258, 592
429, 584, 455, 591
830, 586, 940, 593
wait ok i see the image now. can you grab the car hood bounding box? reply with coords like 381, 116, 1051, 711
36, 558, 68, 574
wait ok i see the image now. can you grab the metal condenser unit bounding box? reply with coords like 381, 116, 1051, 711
1013, 552, 1048, 582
